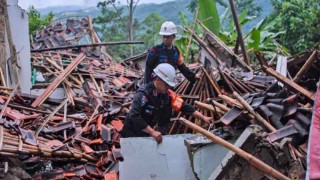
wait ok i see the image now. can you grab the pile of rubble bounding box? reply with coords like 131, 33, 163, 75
0, 16, 319, 179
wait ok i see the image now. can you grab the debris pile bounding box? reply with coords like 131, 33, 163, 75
0, 16, 319, 179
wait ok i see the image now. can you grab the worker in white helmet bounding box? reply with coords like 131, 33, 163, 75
121, 63, 212, 144
144, 21, 196, 85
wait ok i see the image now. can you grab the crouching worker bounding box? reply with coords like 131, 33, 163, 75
120, 63, 212, 144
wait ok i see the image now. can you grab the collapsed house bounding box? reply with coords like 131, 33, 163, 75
0, 0, 320, 179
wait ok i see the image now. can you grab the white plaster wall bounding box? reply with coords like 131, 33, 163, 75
5, 0, 32, 94
5, 0, 65, 99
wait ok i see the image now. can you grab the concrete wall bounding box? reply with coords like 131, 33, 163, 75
5, 0, 32, 94
5, 0, 65, 99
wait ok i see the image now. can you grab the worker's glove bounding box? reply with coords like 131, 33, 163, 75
151, 130, 163, 144
168, 89, 184, 111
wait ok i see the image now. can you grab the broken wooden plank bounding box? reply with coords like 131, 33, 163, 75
31, 53, 86, 107
45, 57, 83, 86
263, 65, 315, 102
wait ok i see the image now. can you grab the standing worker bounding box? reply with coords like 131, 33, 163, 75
144, 21, 196, 85
121, 63, 212, 144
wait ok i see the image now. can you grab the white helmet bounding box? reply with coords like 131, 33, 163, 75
159, 21, 177, 36
153, 63, 176, 87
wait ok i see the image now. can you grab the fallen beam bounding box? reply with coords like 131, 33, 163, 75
31, 41, 144, 52
31, 53, 86, 107
263, 65, 315, 102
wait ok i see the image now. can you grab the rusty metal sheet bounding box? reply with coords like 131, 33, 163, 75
220, 106, 244, 125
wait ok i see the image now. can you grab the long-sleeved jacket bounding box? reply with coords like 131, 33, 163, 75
144, 43, 196, 84
121, 82, 195, 137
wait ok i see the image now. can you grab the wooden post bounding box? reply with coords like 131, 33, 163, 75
229, 0, 249, 65
0, 1, 7, 86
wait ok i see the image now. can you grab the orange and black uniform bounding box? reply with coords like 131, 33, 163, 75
121, 82, 195, 137
144, 43, 196, 84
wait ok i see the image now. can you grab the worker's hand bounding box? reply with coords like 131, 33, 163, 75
203, 116, 213, 124
151, 130, 163, 144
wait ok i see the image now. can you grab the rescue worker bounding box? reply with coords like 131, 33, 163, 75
144, 21, 196, 85
121, 63, 212, 144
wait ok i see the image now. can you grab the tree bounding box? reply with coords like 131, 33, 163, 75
269, 0, 320, 54
99, 0, 140, 56
94, 2, 130, 61
28, 6, 55, 35
138, 13, 165, 49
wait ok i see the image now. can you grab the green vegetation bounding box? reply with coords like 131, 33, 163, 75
31, 0, 319, 61
269, 0, 320, 54
28, 6, 55, 35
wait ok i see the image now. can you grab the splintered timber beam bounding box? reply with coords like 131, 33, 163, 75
263, 65, 315, 102
31, 53, 86, 107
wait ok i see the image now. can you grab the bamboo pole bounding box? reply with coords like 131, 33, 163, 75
195, 101, 227, 114
202, 67, 222, 95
